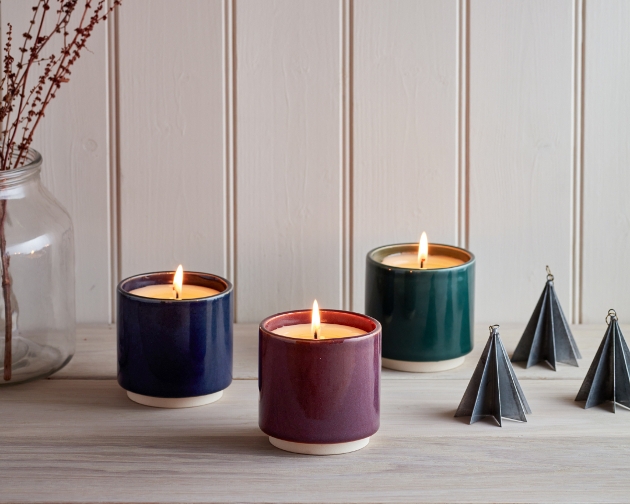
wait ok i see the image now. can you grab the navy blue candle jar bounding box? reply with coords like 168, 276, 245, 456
117, 271, 233, 408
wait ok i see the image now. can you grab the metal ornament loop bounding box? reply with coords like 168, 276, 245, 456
489, 324, 500, 334
606, 309, 618, 325
546, 265, 554, 282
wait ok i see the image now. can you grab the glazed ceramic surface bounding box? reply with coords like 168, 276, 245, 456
259, 310, 381, 444
117, 272, 233, 398
365, 243, 475, 363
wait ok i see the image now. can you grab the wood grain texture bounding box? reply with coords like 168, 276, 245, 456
1, 378, 629, 503
468, 0, 575, 323
54, 323, 616, 382
235, 0, 343, 322
117, 0, 226, 280
352, 0, 459, 313
1, 1, 112, 323
581, 1, 630, 323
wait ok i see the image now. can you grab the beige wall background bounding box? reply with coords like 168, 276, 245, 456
3, 0, 627, 325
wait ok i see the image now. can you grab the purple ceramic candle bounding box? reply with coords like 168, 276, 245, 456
259, 308, 381, 455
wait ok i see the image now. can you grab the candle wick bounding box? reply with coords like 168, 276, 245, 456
420, 259, 425, 269
314, 331, 318, 340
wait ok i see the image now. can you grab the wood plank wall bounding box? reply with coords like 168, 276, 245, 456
1, 0, 628, 325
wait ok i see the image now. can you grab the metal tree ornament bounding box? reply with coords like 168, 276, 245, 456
0, 0, 121, 381
455, 325, 531, 426
575, 310, 630, 412
511, 266, 581, 370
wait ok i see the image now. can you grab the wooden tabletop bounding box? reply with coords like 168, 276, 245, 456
2, 324, 629, 503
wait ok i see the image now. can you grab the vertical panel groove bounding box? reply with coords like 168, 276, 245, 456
353, 1, 459, 312
224, 0, 236, 321
342, 0, 353, 311
457, 0, 470, 249
581, 0, 630, 322
464, 0, 470, 250
572, 0, 585, 323
118, 1, 227, 286
231, 0, 238, 321
469, 0, 574, 323
235, 0, 343, 321
107, 0, 121, 323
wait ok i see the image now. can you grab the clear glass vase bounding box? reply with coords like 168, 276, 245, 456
0, 149, 75, 385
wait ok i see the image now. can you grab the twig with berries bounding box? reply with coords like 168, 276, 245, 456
1, 0, 121, 381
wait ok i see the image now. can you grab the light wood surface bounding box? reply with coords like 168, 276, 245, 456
2, 322, 629, 503
55, 323, 617, 381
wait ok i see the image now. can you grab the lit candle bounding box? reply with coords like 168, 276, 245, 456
273, 300, 367, 340
117, 269, 233, 408
381, 232, 464, 269
129, 265, 219, 299
366, 236, 475, 373
259, 306, 381, 456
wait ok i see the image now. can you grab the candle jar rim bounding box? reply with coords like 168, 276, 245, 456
117, 270, 233, 303
367, 242, 475, 271
260, 309, 381, 342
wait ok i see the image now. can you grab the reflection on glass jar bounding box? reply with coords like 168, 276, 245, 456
0, 149, 75, 385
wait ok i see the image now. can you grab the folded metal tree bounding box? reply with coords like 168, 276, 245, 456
512, 266, 581, 370
456, 325, 531, 426
575, 309, 630, 412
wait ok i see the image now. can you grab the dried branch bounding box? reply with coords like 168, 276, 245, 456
1, 0, 121, 381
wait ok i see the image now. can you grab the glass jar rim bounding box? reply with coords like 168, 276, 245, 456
2, 148, 42, 173
0, 149, 42, 189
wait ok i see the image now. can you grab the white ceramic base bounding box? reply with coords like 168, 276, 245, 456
382, 356, 465, 373
126, 390, 223, 408
269, 436, 370, 455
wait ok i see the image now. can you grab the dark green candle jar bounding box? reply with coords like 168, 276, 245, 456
365, 243, 475, 372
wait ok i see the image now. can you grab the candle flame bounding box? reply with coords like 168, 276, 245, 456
418, 232, 428, 268
311, 299, 320, 339
173, 265, 184, 299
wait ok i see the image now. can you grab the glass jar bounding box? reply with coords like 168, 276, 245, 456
0, 149, 75, 385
